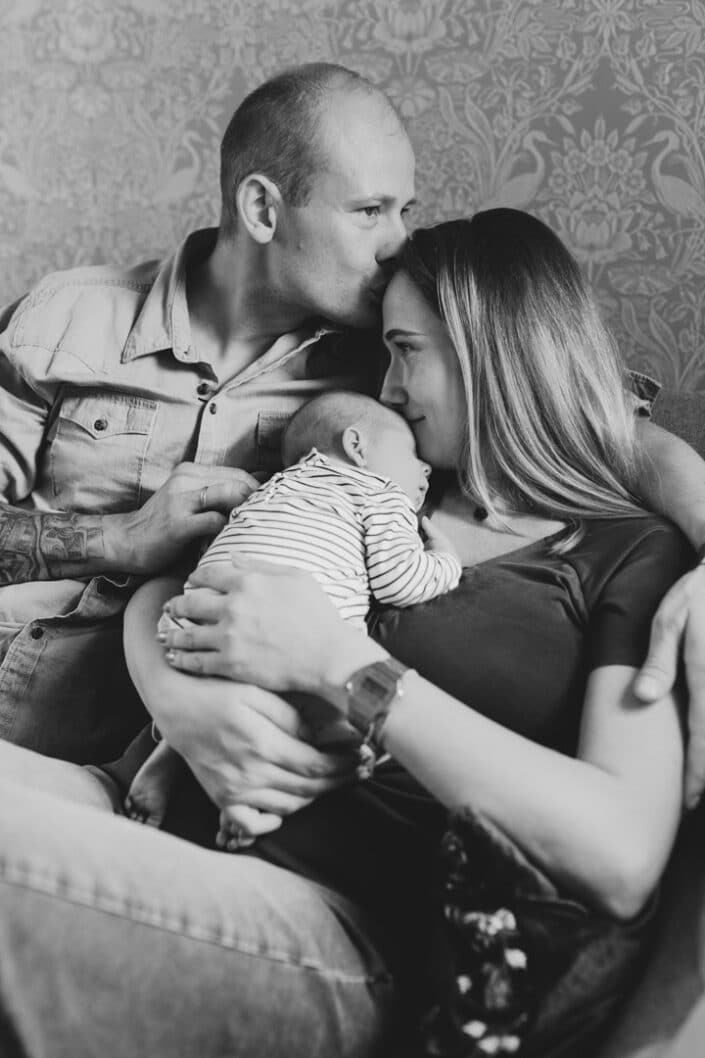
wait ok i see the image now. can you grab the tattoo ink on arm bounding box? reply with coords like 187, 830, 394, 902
0, 507, 106, 585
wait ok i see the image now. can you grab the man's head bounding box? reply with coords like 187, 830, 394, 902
219, 63, 416, 328
283, 391, 430, 509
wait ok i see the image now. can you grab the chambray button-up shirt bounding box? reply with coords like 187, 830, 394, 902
0, 228, 381, 762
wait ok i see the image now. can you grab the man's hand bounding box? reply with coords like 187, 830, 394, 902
634, 565, 705, 808
105, 463, 259, 574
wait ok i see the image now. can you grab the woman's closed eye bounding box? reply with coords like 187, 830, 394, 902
394, 340, 416, 356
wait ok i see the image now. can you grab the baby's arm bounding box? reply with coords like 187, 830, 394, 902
363, 487, 462, 607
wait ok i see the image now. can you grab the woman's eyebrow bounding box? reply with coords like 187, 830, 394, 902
384, 328, 423, 341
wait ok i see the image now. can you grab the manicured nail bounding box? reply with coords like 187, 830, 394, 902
634, 675, 659, 699
165, 650, 176, 664
162, 601, 171, 614
183, 580, 193, 589
156, 631, 167, 644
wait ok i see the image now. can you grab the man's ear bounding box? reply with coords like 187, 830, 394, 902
341, 426, 368, 467
236, 174, 281, 244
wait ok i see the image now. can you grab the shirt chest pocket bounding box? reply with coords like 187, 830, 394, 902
255, 410, 293, 474
48, 391, 158, 513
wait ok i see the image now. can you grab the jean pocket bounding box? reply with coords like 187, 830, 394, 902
48, 389, 157, 512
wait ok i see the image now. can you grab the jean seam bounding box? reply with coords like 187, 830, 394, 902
0, 863, 393, 986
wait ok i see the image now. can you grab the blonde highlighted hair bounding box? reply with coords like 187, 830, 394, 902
399, 209, 644, 541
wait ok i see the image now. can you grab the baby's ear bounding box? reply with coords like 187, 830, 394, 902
341, 426, 367, 467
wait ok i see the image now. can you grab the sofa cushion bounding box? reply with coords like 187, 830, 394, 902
595, 809, 705, 1058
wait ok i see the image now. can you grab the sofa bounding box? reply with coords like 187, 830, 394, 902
596, 388, 705, 1058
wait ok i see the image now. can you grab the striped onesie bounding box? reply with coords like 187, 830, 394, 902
196, 448, 462, 627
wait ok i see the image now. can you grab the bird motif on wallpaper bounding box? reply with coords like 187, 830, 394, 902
482, 130, 550, 210
437, 87, 548, 210
649, 130, 705, 220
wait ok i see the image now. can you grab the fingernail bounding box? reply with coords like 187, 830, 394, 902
162, 601, 171, 614
183, 581, 193, 589
634, 676, 659, 699
165, 650, 176, 664
156, 631, 167, 644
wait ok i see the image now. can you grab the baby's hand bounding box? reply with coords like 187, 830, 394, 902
216, 803, 283, 852
421, 515, 461, 563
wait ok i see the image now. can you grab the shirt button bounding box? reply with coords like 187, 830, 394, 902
94, 418, 108, 432
209, 403, 217, 415
30, 623, 44, 639
197, 381, 211, 396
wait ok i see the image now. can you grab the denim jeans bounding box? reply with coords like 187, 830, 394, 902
0, 742, 397, 1058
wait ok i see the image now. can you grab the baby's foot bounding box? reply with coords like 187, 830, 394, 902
216, 803, 282, 852
125, 742, 185, 827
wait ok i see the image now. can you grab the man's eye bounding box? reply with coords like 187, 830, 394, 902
361, 205, 381, 218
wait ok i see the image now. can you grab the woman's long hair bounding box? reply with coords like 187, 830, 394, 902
399, 210, 645, 540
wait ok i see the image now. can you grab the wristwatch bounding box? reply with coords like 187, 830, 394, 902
344, 656, 412, 765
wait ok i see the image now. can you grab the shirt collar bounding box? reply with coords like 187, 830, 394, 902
122, 227, 339, 366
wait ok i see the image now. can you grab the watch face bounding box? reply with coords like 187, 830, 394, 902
358, 670, 392, 704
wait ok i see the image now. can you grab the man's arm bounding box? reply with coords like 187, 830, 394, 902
0, 467, 259, 585
635, 419, 705, 548
0, 306, 258, 584
633, 417, 705, 807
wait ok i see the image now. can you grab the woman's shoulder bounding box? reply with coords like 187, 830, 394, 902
576, 514, 690, 559
568, 515, 693, 607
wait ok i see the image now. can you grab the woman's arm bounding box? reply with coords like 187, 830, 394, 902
160, 560, 683, 920
123, 576, 359, 815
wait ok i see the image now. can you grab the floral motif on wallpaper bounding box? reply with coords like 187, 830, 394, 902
0, 0, 704, 390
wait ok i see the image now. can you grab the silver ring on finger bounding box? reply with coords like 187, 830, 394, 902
199, 485, 209, 510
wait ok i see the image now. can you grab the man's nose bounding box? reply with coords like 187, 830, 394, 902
377, 212, 409, 262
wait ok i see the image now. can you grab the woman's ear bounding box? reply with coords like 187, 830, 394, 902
236, 174, 281, 244
341, 426, 368, 467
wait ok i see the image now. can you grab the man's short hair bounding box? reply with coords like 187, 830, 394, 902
219, 62, 389, 233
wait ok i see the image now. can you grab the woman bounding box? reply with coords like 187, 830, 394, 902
121, 210, 690, 1056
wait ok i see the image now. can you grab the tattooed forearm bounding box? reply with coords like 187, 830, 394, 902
0, 507, 105, 584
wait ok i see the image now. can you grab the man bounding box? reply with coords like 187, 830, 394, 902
0, 61, 704, 793
0, 63, 415, 763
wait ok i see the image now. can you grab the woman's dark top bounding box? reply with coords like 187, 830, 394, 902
255, 515, 691, 965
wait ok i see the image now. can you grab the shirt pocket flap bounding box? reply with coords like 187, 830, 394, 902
256, 410, 292, 453
58, 392, 157, 439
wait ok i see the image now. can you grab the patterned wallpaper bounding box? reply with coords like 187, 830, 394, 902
1, 0, 704, 391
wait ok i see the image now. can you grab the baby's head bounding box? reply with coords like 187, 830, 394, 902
283, 391, 431, 509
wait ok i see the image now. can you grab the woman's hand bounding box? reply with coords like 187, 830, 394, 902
124, 576, 360, 816
159, 558, 385, 697
165, 680, 358, 815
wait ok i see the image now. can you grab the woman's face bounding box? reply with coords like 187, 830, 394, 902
380, 271, 466, 469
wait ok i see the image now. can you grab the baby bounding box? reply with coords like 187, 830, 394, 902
126, 391, 462, 847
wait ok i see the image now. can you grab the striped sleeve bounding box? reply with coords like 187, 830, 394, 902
362, 485, 461, 607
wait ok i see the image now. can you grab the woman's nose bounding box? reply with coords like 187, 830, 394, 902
380, 367, 406, 407
421, 462, 431, 479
